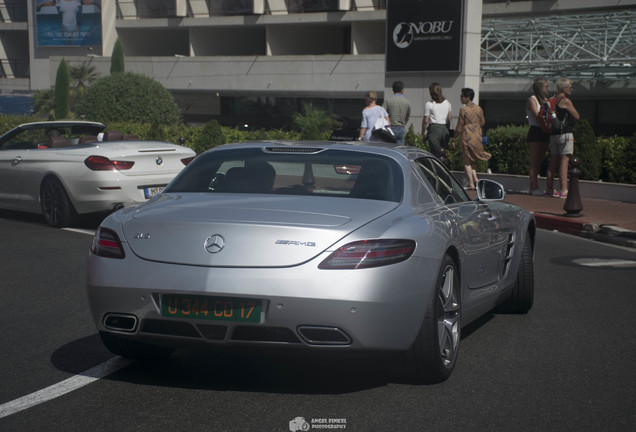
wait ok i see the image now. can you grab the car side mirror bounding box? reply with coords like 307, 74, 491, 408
476, 179, 505, 201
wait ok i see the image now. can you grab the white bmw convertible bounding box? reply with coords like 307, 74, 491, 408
0, 121, 196, 227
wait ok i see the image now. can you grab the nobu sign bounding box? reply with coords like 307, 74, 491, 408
386, 0, 464, 73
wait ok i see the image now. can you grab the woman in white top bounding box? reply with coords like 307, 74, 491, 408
526, 78, 550, 195
422, 83, 452, 159
359, 91, 390, 142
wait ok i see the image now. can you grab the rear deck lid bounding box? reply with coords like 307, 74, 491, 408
121, 193, 397, 267
88, 141, 194, 176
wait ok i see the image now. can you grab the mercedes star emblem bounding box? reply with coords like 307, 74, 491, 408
204, 234, 225, 253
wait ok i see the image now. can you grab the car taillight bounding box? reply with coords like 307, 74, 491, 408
181, 156, 196, 166
318, 239, 415, 270
85, 156, 135, 171
92, 227, 126, 259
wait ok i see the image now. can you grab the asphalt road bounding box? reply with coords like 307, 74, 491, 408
1, 213, 635, 432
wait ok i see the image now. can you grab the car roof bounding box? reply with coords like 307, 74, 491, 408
211, 140, 434, 162
0, 121, 107, 143
14, 121, 106, 130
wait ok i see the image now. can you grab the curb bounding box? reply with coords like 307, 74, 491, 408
534, 213, 636, 248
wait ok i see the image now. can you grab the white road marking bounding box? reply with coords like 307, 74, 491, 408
573, 258, 636, 268
0, 356, 132, 419
62, 228, 95, 236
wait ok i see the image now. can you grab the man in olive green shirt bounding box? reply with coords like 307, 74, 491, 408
383, 81, 411, 144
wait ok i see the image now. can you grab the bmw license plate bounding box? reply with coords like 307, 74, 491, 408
161, 294, 261, 323
143, 185, 165, 199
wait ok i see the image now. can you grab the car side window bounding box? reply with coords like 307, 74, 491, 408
415, 157, 469, 204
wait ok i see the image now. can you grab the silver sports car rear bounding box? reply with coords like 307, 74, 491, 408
87, 141, 535, 383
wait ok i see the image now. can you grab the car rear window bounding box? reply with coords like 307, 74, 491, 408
165, 147, 403, 202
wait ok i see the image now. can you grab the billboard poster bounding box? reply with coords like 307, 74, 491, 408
35, 0, 102, 47
386, 0, 463, 73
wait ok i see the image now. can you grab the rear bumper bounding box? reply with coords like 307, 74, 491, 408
67, 172, 177, 214
86, 253, 440, 352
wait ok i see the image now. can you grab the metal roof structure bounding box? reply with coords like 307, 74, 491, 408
481, 10, 636, 81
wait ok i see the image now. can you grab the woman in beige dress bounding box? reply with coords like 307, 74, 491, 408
453, 88, 491, 190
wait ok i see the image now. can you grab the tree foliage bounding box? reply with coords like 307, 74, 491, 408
292, 103, 338, 140
76, 72, 182, 125
110, 39, 125, 74
70, 61, 99, 90
54, 59, 70, 119
33, 88, 55, 120
191, 119, 226, 154
573, 119, 602, 180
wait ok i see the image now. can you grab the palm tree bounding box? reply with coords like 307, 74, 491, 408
68, 62, 100, 115
292, 103, 338, 140
69, 62, 99, 91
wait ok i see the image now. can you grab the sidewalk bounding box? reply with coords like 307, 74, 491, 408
502, 193, 636, 248
459, 173, 636, 249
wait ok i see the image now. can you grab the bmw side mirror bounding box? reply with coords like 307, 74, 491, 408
476, 179, 505, 201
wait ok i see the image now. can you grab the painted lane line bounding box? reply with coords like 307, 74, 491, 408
0, 356, 132, 419
573, 258, 636, 268
62, 228, 96, 236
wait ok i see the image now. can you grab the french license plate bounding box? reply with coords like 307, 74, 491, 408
161, 294, 261, 323
143, 185, 165, 199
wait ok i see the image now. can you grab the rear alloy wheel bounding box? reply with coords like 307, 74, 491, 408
40, 177, 77, 227
99, 331, 174, 360
399, 254, 461, 383
496, 232, 534, 314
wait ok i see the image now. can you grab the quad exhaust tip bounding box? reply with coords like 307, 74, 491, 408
103, 313, 138, 332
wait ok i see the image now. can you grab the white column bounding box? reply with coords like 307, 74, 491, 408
338, 0, 351, 10
117, 0, 138, 19
0, 40, 14, 78
176, 0, 188, 17
267, 0, 288, 15
188, 0, 210, 17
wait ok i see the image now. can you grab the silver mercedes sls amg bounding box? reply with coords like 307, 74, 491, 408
87, 140, 535, 383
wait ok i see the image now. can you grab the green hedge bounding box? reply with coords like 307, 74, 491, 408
480, 124, 529, 176
1, 113, 633, 185
598, 134, 636, 184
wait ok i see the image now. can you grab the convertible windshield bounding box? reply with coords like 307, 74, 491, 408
165, 147, 403, 202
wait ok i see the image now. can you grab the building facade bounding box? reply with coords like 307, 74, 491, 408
1, 0, 635, 134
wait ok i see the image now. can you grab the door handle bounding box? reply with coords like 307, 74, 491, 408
12, 156, 23, 166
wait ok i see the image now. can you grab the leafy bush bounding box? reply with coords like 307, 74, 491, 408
405, 125, 424, 148
0, 114, 34, 131
292, 103, 338, 140
190, 119, 225, 154
32, 89, 55, 120
481, 125, 529, 175
76, 72, 181, 125
598, 135, 636, 184
573, 119, 602, 181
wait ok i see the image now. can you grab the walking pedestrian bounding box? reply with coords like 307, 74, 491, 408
359, 91, 390, 142
422, 83, 452, 158
452, 88, 490, 190
383, 81, 411, 144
